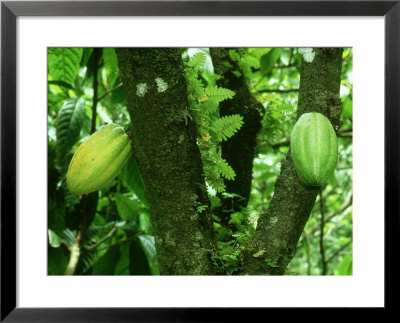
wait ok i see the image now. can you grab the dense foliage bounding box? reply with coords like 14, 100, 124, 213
48, 48, 352, 275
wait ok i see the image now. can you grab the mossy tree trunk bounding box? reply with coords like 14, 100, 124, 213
210, 48, 264, 226
241, 48, 344, 275
116, 48, 216, 275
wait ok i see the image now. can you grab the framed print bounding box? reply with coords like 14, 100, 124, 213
1, 0, 399, 321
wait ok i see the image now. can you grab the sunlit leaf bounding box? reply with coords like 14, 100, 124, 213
48, 48, 83, 86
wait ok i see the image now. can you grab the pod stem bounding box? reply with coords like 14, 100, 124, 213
64, 194, 88, 275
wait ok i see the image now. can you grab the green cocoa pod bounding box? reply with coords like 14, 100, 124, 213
66, 123, 132, 195
290, 112, 338, 186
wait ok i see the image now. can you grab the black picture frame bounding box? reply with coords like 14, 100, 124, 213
1, 1, 398, 321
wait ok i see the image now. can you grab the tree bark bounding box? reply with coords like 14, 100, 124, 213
116, 48, 216, 275
210, 48, 264, 225
241, 48, 343, 275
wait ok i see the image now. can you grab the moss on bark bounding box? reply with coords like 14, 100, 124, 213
241, 48, 343, 275
116, 48, 216, 275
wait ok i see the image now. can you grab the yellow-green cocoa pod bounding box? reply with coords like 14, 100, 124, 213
66, 123, 132, 195
290, 112, 338, 186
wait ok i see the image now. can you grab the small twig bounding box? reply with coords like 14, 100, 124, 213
97, 82, 123, 102
326, 239, 353, 263
258, 88, 299, 94
85, 226, 117, 252
92, 232, 143, 253
310, 194, 353, 235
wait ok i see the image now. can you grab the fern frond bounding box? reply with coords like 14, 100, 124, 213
207, 176, 226, 193
200, 86, 235, 114
206, 86, 235, 103
187, 52, 207, 71
209, 195, 221, 209
215, 156, 236, 180
212, 114, 244, 141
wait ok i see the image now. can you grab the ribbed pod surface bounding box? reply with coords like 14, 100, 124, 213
66, 124, 132, 195
290, 112, 338, 186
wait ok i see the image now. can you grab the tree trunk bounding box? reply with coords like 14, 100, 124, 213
116, 48, 216, 275
210, 48, 264, 226
241, 48, 344, 275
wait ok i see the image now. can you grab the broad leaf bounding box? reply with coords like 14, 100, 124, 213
138, 235, 159, 275
56, 97, 86, 158
119, 156, 148, 205
48, 48, 83, 87
115, 193, 141, 222
92, 245, 120, 275
129, 239, 151, 275
260, 48, 281, 76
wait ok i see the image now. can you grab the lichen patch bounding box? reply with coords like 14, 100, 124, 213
298, 48, 316, 63
155, 77, 168, 92
136, 83, 148, 97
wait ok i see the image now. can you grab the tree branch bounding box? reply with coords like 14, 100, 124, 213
116, 48, 217, 275
241, 48, 344, 275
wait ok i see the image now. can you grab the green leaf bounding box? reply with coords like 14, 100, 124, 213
48, 245, 68, 275
260, 48, 281, 76
212, 114, 244, 142
265, 257, 279, 267
337, 251, 353, 275
343, 96, 353, 119
56, 97, 86, 158
81, 48, 94, 68
119, 155, 148, 205
115, 193, 140, 222
196, 205, 208, 213
92, 245, 120, 275
209, 195, 221, 209
252, 249, 266, 258
48, 80, 74, 90
48, 48, 83, 87
111, 82, 126, 105
48, 89, 68, 115
60, 228, 76, 247
129, 239, 151, 275
114, 243, 131, 275
103, 48, 119, 85
138, 235, 159, 275
48, 229, 61, 248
